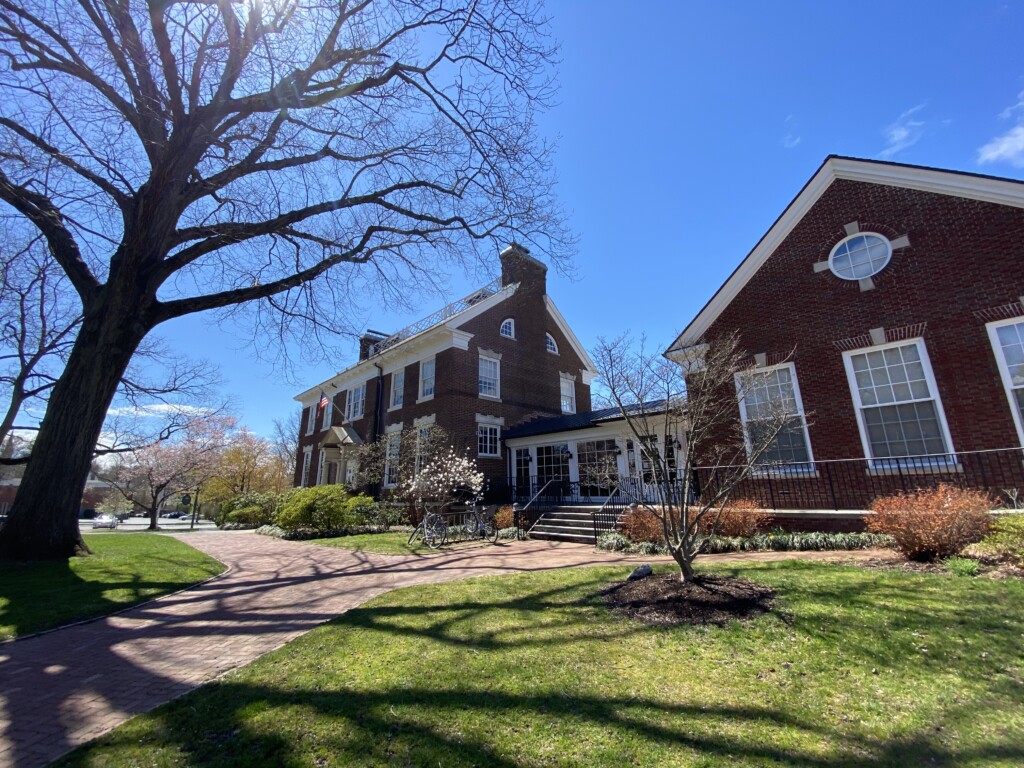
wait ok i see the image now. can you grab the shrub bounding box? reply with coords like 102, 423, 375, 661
976, 513, 1024, 564
595, 530, 892, 556
697, 498, 770, 537
227, 505, 272, 527
945, 556, 980, 577
218, 491, 280, 528
619, 506, 663, 543
277, 485, 353, 533
369, 502, 408, 531
493, 505, 516, 529
344, 494, 378, 526
497, 526, 522, 540
596, 531, 631, 552
868, 484, 992, 561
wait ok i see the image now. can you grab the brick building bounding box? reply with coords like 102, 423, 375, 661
666, 156, 1024, 513
293, 244, 597, 495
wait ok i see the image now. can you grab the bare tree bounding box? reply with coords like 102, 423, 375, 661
272, 410, 301, 480
594, 333, 798, 582
0, 0, 569, 558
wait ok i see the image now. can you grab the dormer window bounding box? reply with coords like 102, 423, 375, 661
546, 333, 559, 354
500, 318, 515, 339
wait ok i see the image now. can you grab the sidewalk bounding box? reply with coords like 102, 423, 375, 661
0, 532, 885, 767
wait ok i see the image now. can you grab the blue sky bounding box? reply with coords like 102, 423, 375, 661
156, 0, 1024, 437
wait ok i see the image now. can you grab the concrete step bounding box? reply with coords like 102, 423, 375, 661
529, 530, 596, 544
537, 516, 594, 529
532, 523, 598, 535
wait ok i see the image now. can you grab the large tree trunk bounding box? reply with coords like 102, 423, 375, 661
0, 303, 146, 560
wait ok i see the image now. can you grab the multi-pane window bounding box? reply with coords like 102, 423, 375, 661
536, 444, 570, 487
345, 383, 366, 421
515, 448, 532, 497
844, 340, 951, 461
479, 356, 500, 398
391, 370, 405, 408
560, 376, 576, 414
316, 451, 326, 485
500, 319, 515, 339
478, 424, 500, 457
738, 364, 812, 466
828, 233, 892, 280
988, 319, 1024, 444
321, 397, 333, 430
414, 425, 432, 475
304, 406, 315, 435
545, 334, 558, 354
420, 358, 435, 399
383, 432, 401, 487
300, 450, 312, 486
577, 439, 619, 496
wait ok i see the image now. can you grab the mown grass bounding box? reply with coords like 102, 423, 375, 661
58, 561, 1024, 767
308, 531, 432, 555
0, 534, 224, 640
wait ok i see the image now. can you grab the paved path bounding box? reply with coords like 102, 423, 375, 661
0, 532, 888, 768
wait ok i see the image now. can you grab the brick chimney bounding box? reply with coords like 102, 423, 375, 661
358, 330, 388, 361
500, 242, 547, 293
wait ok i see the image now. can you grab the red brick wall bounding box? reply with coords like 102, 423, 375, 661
696, 178, 1024, 506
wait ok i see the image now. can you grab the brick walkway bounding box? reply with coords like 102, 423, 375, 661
0, 532, 888, 768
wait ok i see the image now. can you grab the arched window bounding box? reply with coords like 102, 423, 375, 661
545, 333, 559, 354
500, 318, 515, 339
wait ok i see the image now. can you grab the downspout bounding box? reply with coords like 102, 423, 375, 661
371, 362, 385, 499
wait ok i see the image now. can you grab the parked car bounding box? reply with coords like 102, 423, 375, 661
92, 514, 118, 529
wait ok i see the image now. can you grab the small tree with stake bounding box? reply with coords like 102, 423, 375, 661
594, 333, 798, 583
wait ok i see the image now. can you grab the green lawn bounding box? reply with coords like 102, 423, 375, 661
58, 561, 1024, 767
308, 531, 432, 555
0, 534, 224, 640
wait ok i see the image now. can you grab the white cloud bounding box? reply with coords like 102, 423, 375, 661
978, 91, 1024, 168
106, 403, 209, 419
879, 104, 926, 159
780, 114, 801, 149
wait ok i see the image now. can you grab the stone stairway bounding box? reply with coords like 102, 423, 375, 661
528, 506, 601, 544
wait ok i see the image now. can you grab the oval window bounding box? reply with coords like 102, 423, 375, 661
828, 233, 892, 280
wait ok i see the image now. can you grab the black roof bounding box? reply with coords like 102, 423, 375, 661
504, 400, 668, 439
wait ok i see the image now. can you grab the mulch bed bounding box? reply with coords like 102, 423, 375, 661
850, 555, 1024, 579
602, 573, 775, 626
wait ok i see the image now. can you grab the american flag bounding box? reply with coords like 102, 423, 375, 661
319, 391, 329, 409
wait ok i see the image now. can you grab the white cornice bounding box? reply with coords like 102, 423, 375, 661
665, 156, 1024, 356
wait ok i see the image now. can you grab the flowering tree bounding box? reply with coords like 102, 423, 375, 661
104, 416, 233, 532
403, 448, 484, 513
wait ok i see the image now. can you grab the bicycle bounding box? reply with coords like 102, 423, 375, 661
463, 499, 499, 543
407, 501, 449, 550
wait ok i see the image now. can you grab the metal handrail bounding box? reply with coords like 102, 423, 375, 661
590, 484, 621, 543
513, 479, 557, 533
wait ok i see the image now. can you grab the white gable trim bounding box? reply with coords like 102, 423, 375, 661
545, 296, 598, 374
666, 156, 1024, 355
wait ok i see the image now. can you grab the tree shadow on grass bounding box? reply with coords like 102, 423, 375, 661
56, 679, 1024, 768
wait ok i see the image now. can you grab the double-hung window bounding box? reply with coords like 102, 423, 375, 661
478, 424, 500, 457
987, 318, 1024, 445
842, 339, 953, 467
419, 358, 435, 400
560, 376, 576, 414
321, 397, 333, 430
300, 449, 312, 487
479, 355, 500, 399
390, 370, 405, 409
383, 432, 401, 487
737, 363, 813, 470
345, 382, 366, 421
304, 406, 315, 435
414, 425, 432, 475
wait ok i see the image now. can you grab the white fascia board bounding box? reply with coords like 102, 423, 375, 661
293, 329, 473, 405
504, 423, 624, 449
580, 369, 598, 386
665, 155, 1024, 357
544, 296, 598, 374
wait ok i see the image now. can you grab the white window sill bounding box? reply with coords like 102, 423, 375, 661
417, 394, 434, 404
750, 467, 819, 479
866, 460, 962, 476
478, 394, 502, 402
388, 404, 403, 412
478, 453, 501, 459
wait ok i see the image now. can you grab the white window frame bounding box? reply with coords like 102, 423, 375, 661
479, 354, 501, 400
987, 317, 1024, 446
735, 362, 815, 473
500, 318, 515, 339
304, 406, 315, 436
828, 232, 893, 281
321, 396, 333, 430
390, 369, 405, 410
478, 424, 500, 457
383, 430, 402, 488
545, 333, 559, 354
300, 447, 313, 487
345, 382, 366, 421
841, 338, 956, 470
419, 357, 435, 401
560, 375, 576, 415
316, 450, 326, 485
